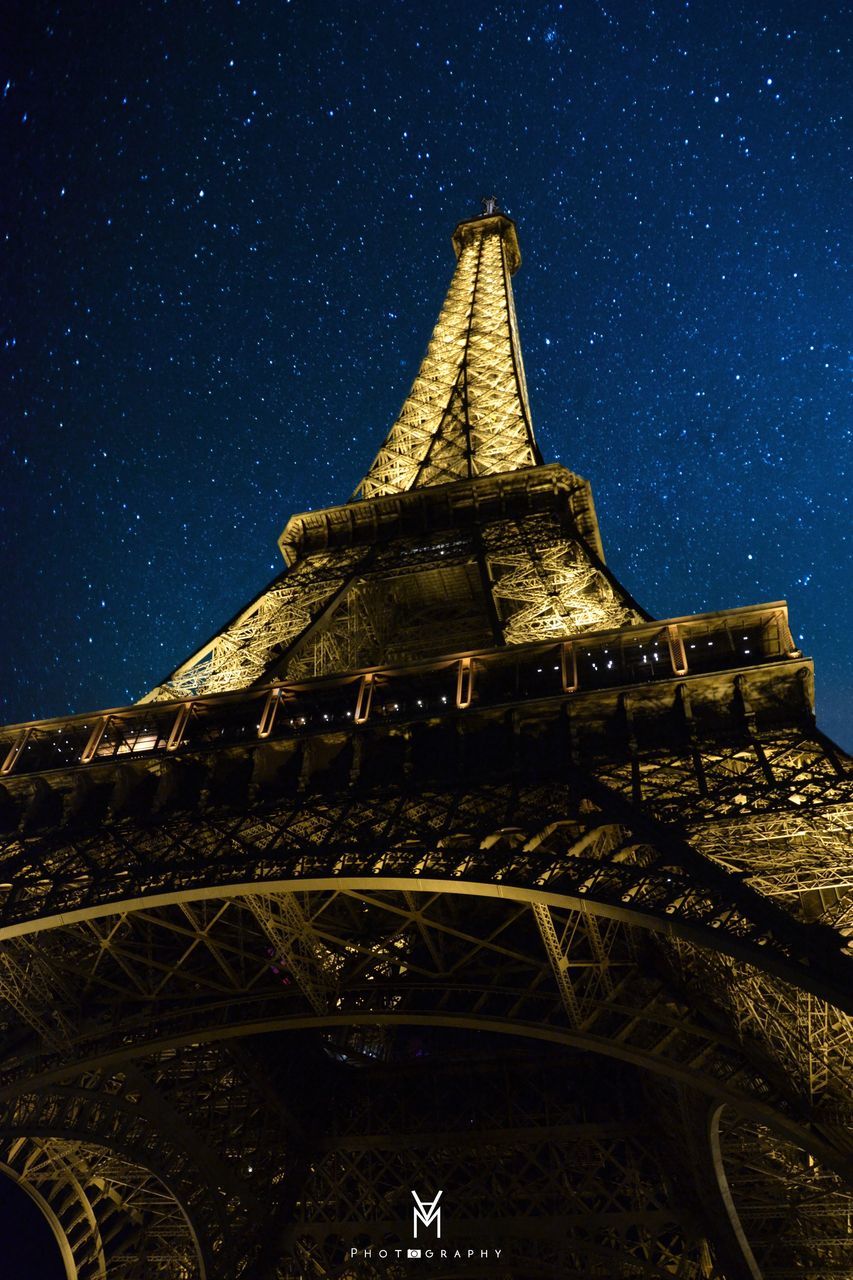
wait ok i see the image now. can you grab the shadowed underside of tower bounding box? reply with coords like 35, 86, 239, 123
0, 207, 851, 1280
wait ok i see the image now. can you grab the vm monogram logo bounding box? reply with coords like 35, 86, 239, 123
411, 1189, 443, 1239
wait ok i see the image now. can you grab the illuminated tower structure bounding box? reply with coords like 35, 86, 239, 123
0, 205, 851, 1280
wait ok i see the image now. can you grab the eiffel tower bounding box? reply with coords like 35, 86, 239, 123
0, 203, 851, 1280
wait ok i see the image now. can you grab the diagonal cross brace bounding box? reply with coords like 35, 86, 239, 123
245, 893, 339, 1017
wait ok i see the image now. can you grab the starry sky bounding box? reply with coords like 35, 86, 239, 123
3, 0, 851, 760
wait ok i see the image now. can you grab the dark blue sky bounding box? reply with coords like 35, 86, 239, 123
2, 0, 850, 747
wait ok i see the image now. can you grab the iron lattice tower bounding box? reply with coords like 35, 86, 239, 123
0, 208, 851, 1279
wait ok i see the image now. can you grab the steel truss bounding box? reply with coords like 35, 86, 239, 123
356, 213, 539, 500
0, 207, 850, 1277
282, 1052, 716, 1279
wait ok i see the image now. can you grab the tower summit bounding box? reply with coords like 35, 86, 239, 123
0, 207, 850, 1279
357, 205, 540, 497
141, 204, 644, 701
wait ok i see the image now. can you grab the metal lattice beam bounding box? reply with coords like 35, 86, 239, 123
356, 213, 539, 501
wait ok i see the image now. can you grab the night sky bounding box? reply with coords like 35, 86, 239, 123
2, 0, 850, 761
